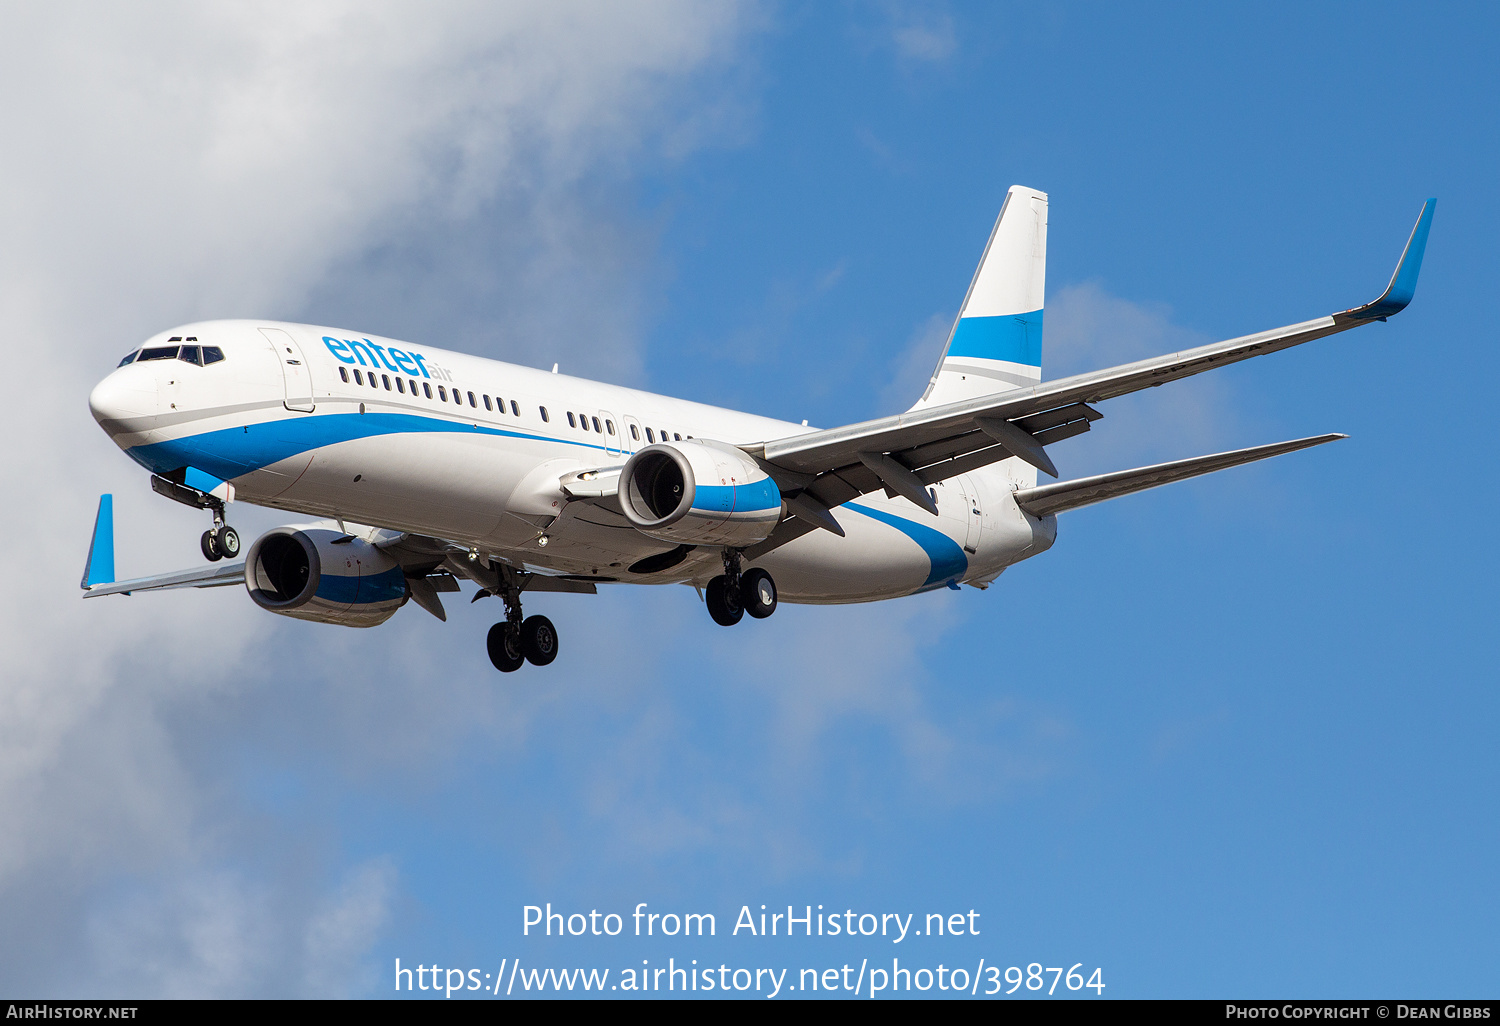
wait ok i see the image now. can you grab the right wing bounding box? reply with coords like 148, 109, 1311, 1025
742, 200, 1434, 539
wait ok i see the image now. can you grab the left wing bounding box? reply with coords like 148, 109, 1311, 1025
741, 200, 1434, 542
80, 493, 246, 597
83, 561, 246, 598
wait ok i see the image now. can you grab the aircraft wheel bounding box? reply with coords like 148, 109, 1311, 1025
706, 575, 744, 626
215, 526, 241, 559
741, 568, 777, 619
486, 622, 524, 673
521, 615, 558, 666
200, 529, 222, 562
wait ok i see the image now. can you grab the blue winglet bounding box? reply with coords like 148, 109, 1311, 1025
81, 494, 115, 589
1346, 198, 1436, 321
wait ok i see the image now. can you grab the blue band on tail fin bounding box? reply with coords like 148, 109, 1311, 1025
82, 494, 115, 588
945, 309, 1043, 366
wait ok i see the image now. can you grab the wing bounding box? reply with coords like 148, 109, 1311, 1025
742, 200, 1434, 547
83, 560, 246, 597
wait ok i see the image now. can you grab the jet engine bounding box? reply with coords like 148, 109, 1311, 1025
619, 440, 783, 547
244, 526, 407, 627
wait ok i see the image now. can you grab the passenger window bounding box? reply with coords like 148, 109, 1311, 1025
410, 379, 419, 394
606, 420, 615, 435
539, 406, 549, 422
383, 374, 392, 390
202, 346, 225, 364
495, 396, 504, 412
423, 382, 432, 399
370, 374, 379, 389
567, 412, 576, 427
630, 424, 639, 441
468, 391, 477, 407
454, 389, 462, 404
396, 377, 405, 393
117, 351, 138, 367
438, 385, 446, 401
645, 427, 654, 442
338, 367, 349, 383
138, 346, 179, 362
592, 416, 601, 433
178, 346, 202, 365
674, 433, 681, 441
354, 369, 363, 385
483, 395, 492, 411
510, 400, 519, 416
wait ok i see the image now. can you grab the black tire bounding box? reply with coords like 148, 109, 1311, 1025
215, 526, 241, 558
741, 568, 777, 619
706, 575, 744, 626
200, 529, 222, 562
521, 615, 559, 666
486, 622, 524, 673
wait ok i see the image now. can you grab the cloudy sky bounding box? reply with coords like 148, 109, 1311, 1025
2, 1, 1496, 998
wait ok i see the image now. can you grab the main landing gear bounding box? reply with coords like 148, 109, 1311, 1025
199, 505, 240, 562
705, 549, 777, 626
484, 569, 558, 673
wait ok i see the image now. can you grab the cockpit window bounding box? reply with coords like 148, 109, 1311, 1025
202, 346, 225, 364
178, 345, 202, 365
138, 346, 179, 362
117, 351, 138, 367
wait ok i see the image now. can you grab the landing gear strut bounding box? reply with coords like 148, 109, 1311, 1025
198, 503, 239, 562
482, 565, 558, 672
706, 549, 777, 626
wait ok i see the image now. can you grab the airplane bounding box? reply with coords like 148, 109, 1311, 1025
82, 187, 1435, 673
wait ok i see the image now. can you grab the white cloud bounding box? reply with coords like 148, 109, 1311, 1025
878, 311, 950, 414
888, 6, 957, 64
1035, 281, 1238, 477
0, 1, 749, 994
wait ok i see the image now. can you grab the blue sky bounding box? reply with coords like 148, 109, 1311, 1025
2, 1, 1496, 998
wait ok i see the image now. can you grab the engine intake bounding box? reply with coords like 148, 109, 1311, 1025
245, 526, 407, 627
619, 440, 782, 547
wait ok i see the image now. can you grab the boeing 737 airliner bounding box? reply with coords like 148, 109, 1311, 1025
83, 188, 1434, 672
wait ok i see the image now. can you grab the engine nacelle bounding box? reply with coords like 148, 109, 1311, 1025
619, 440, 782, 548
244, 526, 407, 628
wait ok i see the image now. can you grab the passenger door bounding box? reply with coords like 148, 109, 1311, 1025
600, 410, 622, 457
258, 327, 315, 412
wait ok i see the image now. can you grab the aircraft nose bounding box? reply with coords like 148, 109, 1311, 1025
89, 371, 158, 436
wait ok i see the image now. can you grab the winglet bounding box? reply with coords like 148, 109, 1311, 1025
1341, 198, 1436, 322
81, 494, 115, 589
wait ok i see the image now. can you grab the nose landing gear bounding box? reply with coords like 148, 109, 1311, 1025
199, 509, 239, 563
149, 472, 240, 563
705, 550, 778, 626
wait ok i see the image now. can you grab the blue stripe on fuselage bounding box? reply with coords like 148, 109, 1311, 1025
845, 502, 967, 591
125, 411, 613, 480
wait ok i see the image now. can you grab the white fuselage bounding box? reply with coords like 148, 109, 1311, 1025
89, 320, 1056, 602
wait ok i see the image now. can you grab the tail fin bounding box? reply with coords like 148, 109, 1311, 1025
914, 185, 1047, 409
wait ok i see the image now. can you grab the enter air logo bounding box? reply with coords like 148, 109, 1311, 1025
323, 336, 440, 379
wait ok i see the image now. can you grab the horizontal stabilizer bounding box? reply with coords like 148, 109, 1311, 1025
1012, 434, 1346, 518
